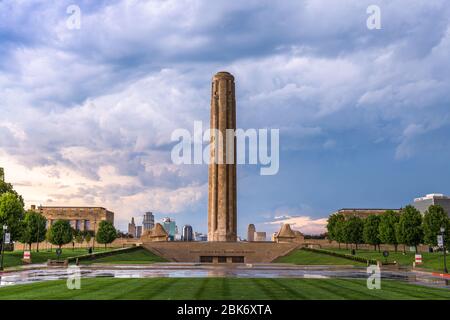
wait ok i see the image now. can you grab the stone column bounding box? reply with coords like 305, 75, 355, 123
208, 71, 237, 242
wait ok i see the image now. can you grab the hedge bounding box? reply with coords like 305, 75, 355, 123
66, 245, 140, 263
301, 247, 378, 265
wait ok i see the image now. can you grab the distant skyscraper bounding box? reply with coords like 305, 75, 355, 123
247, 224, 256, 242
182, 225, 194, 241
194, 232, 208, 241
143, 212, 155, 231
136, 226, 142, 238
128, 217, 136, 237
0, 167, 4, 182
162, 217, 177, 241
254, 232, 267, 241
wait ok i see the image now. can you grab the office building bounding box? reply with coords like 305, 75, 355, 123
162, 217, 177, 241
182, 225, 194, 241
143, 212, 155, 231
413, 193, 450, 217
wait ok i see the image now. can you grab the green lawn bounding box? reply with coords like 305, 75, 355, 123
329, 248, 448, 272
1, 248, 110, 268
0, 277, 448, 300
80, 247, 167, 264
275, 249, 365, 266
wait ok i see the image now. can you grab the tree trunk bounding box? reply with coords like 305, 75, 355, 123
394, 244, 398, 253
415, 245, 418, 254
338, 242, 341, 249
374, 245, 376, 251
36, 241, 39, 252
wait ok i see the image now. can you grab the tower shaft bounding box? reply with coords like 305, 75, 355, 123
208, 72, 237, 242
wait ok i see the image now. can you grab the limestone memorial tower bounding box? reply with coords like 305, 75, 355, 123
208, 71, 237, 242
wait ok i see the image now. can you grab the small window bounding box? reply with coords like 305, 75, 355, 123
232, 256, 244, 263
200, 256, 213, 263
218, 256, 227, 263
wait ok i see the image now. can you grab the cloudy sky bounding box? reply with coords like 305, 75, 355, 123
1, 0, 450, 237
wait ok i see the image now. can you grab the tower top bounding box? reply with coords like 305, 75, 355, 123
0, 167, 4, 182
213, 71, 234, 80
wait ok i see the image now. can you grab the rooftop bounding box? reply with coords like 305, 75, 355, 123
414, 193, 450, 202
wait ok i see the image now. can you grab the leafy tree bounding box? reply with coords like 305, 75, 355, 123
344, 216, 364, 250
363, 215, 381, 251
20, 210, 47, 251
397, 205, 423, 253
46, 220, 73, 249
74, 230, 84, 249
422, 205, 450, 247
96, 221, 117, 249
379, 210, 400, 252
84, 231, 92, 248
327, 213, 345, 248
0, 180, 24, 207
395, 220, 406, 253
335, 218, 347, 249
0, 192, 25, 241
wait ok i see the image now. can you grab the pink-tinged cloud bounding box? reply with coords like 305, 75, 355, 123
265, 216, 328, 235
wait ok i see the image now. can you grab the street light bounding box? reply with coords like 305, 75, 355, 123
440, 226, 448, 274
0, 225, 7, 271
92, 219, 97, 252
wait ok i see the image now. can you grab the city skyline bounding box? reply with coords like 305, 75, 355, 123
1, 1, 450, 237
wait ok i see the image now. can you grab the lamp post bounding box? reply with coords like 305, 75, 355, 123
92, 219, 97, 252
0, 225, 7, 271
440, 226, 448, 274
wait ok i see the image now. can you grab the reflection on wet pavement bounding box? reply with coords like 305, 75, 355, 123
0, 263, 449, 289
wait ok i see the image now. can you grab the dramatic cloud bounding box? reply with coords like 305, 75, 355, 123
1, 0, 450, 233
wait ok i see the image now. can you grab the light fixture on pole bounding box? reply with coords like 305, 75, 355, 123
440, 226, 448, 274
0, 225, 8, 271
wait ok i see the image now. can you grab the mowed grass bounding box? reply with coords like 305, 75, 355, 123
329, 248, 448, 272
80, 247, 167, 265
275, 249, 365, 266
0, 277, 449, 300
1, 248, 110, 268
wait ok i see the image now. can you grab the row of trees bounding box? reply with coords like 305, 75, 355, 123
0, 179, 118, 251
327, 205, 450, 253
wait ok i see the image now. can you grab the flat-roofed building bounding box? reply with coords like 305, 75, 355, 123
413, 193, 450, 217
33, 205, 114, 233
333, 208, 401, 218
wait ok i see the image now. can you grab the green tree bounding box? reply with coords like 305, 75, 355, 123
363, 215, 381, 251
46, 220, 73, 249
379, 210, 400, 252
422, 205, 450, 247
74, 231, 84, 249
397, 205, 423, 253
96, 221, 117, 249
344, 216, 364, 250
20, 210, 47, 251
335, 218, 347, 249
327, 213, 345, 248
84, 231, 92, 248
0, 192, 25, 241
0, 180, 24, 207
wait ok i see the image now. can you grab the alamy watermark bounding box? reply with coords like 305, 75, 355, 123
66, 265, 81, 290
366, 265, 381, 289
171, 121, 279, 176
367, 5, 381, 30
66, 4, 81, 30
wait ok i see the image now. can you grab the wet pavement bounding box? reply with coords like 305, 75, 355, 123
0, 263, 449, 289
